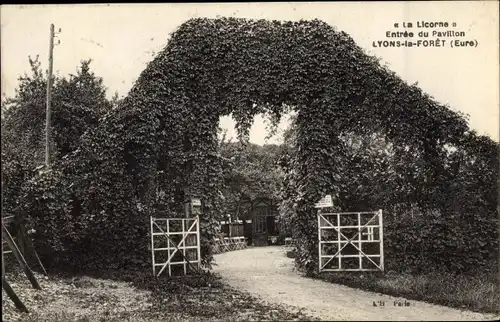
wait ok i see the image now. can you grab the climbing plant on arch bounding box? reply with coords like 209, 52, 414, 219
25, 17, 475, 272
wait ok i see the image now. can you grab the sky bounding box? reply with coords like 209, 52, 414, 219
1, 2, 499, 144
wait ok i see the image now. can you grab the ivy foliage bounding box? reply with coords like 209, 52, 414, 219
14, 18, 494, 273
2, 58, 110, 163
2, 57, 113, 269
220, 140, 283, 216
280, 112, 498, 274
2, 57, 111, 217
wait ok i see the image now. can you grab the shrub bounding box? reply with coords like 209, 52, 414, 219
383, 205, 498, 274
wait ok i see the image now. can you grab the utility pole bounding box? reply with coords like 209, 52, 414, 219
45, 24, 54, 168
45, 24, 61, 168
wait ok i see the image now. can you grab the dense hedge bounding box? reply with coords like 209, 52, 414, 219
372, 132, 498, 274
280, 121, 498, 274
18, 17, 496, 273
384, 205, 498, 274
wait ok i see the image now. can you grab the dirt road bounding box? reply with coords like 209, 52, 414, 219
213, 246, 498, 321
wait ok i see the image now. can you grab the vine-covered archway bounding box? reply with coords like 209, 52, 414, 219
46, 17, 470, 271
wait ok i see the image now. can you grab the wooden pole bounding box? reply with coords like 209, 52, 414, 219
1, 224, 41, 290
317, 209, 322, 273
379, 209, 384, 271
2, 278, 28, 313
19, 225, 48, 276
182, 219, 186, 275
45, 23, 55, 168
150, 216, 156, 277
195, 216, 201, 271
2, 234, 5, 282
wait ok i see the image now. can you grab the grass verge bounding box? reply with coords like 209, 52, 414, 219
2, 268, 316, 322
316, 270, 499, 314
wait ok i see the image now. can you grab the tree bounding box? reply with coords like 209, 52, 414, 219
220, 140, 283, 217
51, 59, 112, 155
2, 56, 48, 169
2, 56, 112, 213
2, 57, 111, 160
110, 91, 124, 109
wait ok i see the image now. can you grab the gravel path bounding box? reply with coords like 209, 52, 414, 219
213, 246, 498, 321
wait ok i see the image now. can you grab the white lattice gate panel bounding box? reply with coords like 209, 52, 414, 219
318, 210, 384, 272
150, 216, 201, 277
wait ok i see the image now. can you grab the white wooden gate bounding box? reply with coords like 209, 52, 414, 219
150, 216, 201, 277
318, 210, 384, 272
